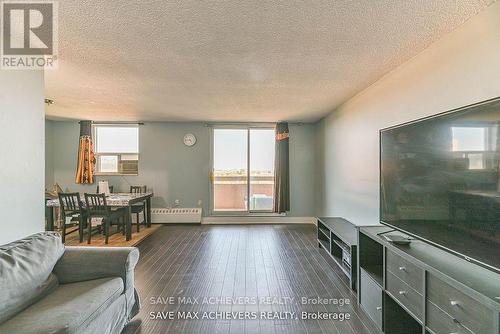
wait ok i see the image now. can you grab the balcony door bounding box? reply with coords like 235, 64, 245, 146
211, 127, 275, 214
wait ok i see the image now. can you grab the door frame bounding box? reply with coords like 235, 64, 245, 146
209, 124, 276, 216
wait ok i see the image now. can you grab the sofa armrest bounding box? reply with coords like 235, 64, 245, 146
53, 246, 140, 318
53, 246, 139, 285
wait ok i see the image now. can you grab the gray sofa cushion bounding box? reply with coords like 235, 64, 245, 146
0, 232, 65, 324
53, 246, 140, 318
79, 294, 127, 334
0, 277, 125, 334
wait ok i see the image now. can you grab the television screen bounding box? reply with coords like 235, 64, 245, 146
380, 99, 500, 271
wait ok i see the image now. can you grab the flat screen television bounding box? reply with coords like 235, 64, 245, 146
380, 98, 500, 272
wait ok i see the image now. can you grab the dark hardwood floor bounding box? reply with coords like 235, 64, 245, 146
132, 224, 380, 334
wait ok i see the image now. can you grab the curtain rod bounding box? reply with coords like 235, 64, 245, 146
78, 121, 144, 125
77, 121, 303, 126
204, 122, 303, 127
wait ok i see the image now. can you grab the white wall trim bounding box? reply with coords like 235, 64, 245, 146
202, 216, 316, 225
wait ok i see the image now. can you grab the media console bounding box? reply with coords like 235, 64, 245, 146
316, 217, 362, 290
358, 225, 500, 334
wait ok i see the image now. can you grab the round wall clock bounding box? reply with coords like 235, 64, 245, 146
183, 133, 197, 147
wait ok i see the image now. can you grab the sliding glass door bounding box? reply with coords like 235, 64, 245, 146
212, 129, 248, 212
249, 129, 275, 211
211, 127, 275, 214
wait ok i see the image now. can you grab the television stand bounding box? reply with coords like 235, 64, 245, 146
358, 226, 500, 334
316, 217, 363, 290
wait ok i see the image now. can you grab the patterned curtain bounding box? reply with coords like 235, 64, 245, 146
273, 122, 290, 213
75, 121, 96, 184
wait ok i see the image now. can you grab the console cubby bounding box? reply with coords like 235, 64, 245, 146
317, 217, 358, 290
384, 292, 422, 334
359, 231, 383, 286
317, 220, 330, 251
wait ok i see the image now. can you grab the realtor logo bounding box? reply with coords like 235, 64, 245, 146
1, 1, 58, 69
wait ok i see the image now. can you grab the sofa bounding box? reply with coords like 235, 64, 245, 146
0, 232, 140, 334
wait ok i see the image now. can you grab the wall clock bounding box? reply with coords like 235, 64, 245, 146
183, 133, 197, 147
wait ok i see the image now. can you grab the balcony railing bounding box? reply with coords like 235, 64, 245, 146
213, 173, 274, 211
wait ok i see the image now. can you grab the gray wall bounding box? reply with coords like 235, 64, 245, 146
0, 71, 45, 245
289, 124, 316, 217
51, 122, 211, 212
315, 1, 500, 225
48, 122, 316, 217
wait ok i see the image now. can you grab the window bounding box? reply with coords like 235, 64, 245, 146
451, 126, 496, 170
249, 129, 275, 211
452, 127, 485, 152
211, 127, 275, 213
93, 125, 139, 175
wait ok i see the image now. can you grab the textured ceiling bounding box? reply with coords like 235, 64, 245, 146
45, 0, 495, 122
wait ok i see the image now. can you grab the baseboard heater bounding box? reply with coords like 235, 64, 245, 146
151, 208, 202, 224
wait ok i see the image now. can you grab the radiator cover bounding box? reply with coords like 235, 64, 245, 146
151, 208, 202, 223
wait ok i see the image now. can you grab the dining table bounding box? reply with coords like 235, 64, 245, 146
46, 192, 154, 241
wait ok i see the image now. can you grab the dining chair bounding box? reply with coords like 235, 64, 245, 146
84, 193, 127, 244
58, 192, 86, 243
96, 185, 114, 194
130, 185, 147, 233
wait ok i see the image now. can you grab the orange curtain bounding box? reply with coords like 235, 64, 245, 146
75, 121, 96, 184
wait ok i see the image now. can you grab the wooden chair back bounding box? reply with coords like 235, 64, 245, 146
58, 192, 83, 220
84, 193, 110, 217
130, 185, 147, 194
